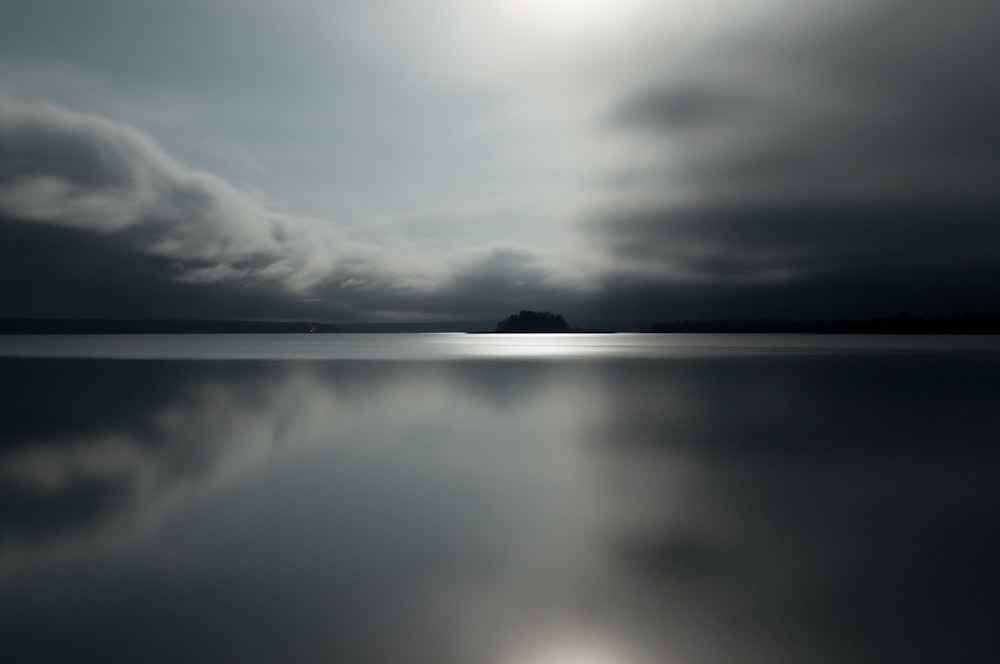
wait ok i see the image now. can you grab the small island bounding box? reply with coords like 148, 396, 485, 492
494, 310, 571, 333
476, 310, 614, 333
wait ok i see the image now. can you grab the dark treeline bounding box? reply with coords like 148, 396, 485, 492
494, 310, 571, 332
486, 310, 614, 333
650, 314, 1000, 334
0, 319, 340, 334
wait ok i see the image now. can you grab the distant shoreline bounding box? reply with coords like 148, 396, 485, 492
649, 314, 1000, 334
0, 319, 340, 334
2, 314, 998, 335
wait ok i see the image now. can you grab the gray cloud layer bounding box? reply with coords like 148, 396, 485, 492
0, 99, 347, 317
592, 0, 1000, 320
0, 98, 576, 321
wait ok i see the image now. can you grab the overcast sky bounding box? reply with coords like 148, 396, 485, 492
2, 0, 998, 324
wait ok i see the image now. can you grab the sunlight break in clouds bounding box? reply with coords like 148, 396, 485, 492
487, 0, 653, 43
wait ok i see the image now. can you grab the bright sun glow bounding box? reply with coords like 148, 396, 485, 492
502, 0, 620, 22
492, 0, 651, 37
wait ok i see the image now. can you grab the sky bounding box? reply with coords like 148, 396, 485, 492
1, 0, 998, 325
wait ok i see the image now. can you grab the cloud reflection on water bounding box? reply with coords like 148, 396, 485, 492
0, 350, 997, 663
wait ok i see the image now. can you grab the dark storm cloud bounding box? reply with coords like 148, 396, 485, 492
596, 0, 1000, 319
589, 202, 1000, 319
615, 0, 1000, 194
0, 215, 308, 320
0, 98, 382, 319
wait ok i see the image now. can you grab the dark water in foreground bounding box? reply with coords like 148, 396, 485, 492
0, 334, 997, 663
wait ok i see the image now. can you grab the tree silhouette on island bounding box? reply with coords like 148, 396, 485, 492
494, 310, 572, 333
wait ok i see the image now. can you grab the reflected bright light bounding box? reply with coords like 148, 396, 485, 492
505, 630, 637, 664
464, 333, 629, 359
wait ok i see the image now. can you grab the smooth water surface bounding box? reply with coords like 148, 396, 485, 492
1, 334, 997, 663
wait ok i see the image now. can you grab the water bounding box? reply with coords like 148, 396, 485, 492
0, 334, 997, 663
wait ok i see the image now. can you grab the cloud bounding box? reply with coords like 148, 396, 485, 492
0, 97, 588, 321
0, 98, 343, 286
589, 0, 1000, 318
613, 1, 1000, 201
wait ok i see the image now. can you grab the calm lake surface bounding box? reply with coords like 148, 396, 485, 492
1, 334, 997, 663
